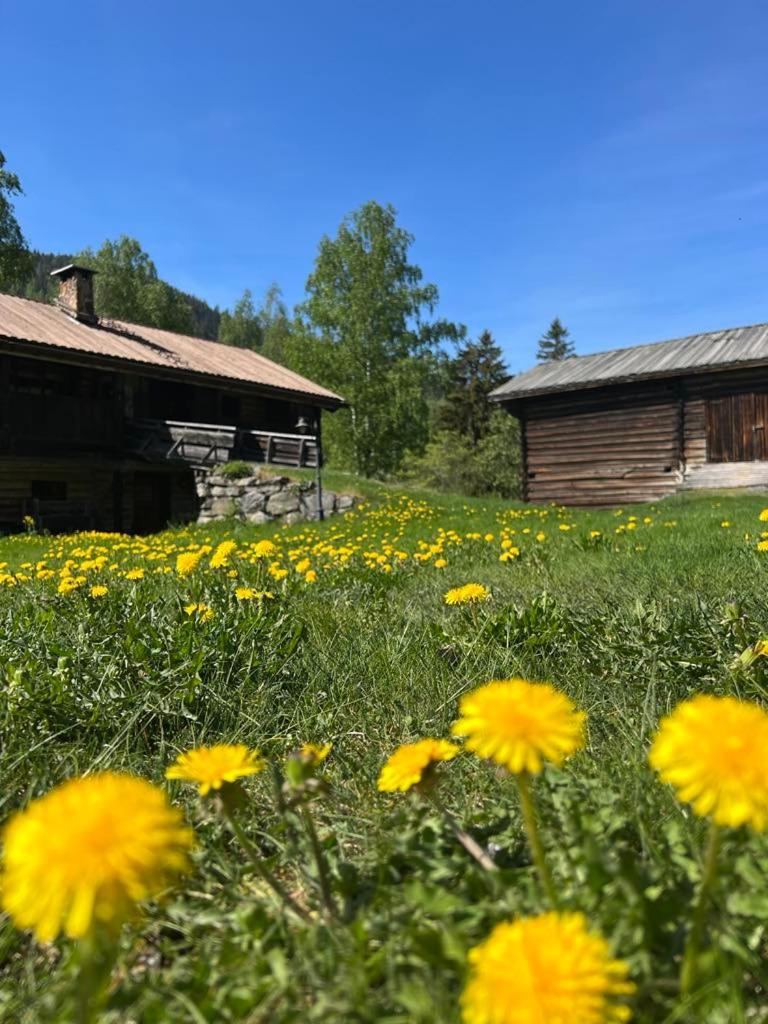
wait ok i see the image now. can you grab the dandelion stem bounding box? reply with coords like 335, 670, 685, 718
223, 808, 313, 924
428, 792, 498, 872
299, 804, 339, 919
515, 773, 559, 908
680, 822, 721, 999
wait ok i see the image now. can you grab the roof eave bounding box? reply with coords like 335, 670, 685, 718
0, 333, 346, 410
490, 357, 768, 403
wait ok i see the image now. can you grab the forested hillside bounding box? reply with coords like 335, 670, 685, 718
18, 249, 222, 340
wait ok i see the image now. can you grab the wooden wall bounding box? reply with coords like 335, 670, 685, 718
512, 367, 768, 506
0, 457, 197, 535
520, 383, 682, 506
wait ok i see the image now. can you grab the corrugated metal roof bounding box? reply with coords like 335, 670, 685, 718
0, 293, 344, 406
490, 321, 768, 400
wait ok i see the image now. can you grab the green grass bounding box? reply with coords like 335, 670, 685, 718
1, 488, 768, 1022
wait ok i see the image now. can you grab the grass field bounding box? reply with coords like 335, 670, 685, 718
2, 487, 768, 1022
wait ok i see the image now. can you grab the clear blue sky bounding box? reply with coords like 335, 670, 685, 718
4, 0, 768, 372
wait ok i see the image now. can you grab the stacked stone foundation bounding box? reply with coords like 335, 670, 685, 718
195, 467, 356, 525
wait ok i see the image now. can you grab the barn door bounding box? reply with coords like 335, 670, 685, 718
707, 393, 768, 462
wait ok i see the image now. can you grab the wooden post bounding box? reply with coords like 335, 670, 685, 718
315, 412, 324, 522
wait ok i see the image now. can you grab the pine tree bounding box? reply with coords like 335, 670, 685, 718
440, 330, 508, 446
536, 318, 575, 362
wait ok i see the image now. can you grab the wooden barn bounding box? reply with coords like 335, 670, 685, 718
0, 265, 343, 533
490, 322, 768, 506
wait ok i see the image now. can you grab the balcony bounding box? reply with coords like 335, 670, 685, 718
125, 418, 320, 469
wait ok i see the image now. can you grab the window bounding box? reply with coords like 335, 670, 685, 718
10, 360, 78, 397
221, 395, 241, 422
31, 480, 68, 501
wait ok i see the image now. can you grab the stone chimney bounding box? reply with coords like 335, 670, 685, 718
50, 264, 98, 324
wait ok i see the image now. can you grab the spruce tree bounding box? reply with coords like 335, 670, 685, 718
536, 317, 575, 362
441, 330, 508, 446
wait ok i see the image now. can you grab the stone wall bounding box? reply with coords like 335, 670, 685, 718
195, 467, 356, 525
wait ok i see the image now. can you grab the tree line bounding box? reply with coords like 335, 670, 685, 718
0, 149, 576, 492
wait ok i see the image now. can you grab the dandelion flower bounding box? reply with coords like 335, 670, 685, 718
89, 585, 108, 598
252, 540, 278, 558
183, 602, 213, 622
300, 742, 333, 765
377, 739, 460, 792
210, 540, 237, 568
461, 912, 634, 1024
452, 679, 585, 774
176, 550, 205, 576
125, 568, 144, 580
649, 695, 768, 829
165, 744, 265, 797
760, 508, 768, 522
444, 583, 490, 606
0, 773, 192, 943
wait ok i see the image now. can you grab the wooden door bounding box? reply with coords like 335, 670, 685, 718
707, 393, 768, 462
132, 472, 171, 534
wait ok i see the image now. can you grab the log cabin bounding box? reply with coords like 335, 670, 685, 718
0, 265, 343, 533
490, 322, 768, 506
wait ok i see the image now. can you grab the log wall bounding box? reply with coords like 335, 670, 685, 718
513, 368, 768, 506
0, 457, 197, 535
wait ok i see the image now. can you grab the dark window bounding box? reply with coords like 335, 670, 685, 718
10, 361, 78, 397
221, 395, 241, 422
31, 480, 68, 501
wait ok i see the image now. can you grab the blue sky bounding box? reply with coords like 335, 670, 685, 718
4, 0, 768, 371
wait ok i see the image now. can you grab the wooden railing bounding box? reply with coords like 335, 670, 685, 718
125, 419, 320, 469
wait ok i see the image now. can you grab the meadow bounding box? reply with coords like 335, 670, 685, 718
1, 486, 768, 1022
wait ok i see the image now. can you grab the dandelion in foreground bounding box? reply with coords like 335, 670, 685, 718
0, 773, 192, 942
650, 694, 768, 996
165, 744, 265, 797
377, 739, 460, 793
649, 694, 768, 829
444, 583, 490, 606
453, 679, 586, 905
210, 540, 237, 568
235, 587, 275, 601
300, 742, 333, 766
452, 678, 585, 775
461, 912, 634, 1024
89, 584, 108, 598
175, 549, 205, 576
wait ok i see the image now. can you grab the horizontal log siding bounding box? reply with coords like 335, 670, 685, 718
0, 457, 196, 534
505, 365, 768, 506
521, 385, 682, 506
682, 398, 707, 469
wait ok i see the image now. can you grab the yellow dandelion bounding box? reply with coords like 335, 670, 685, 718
760, 508, 768, 522
183, 602, 213, 622
649, 695, 768, 829
377, 738, 461, 793
0, 773, 192, 942
235, 586, 256, 600
176, 550, 205, 576
452, 679, 585, 774
125, 568, 145, 580
210, 540, 237, 568
758, 539, 768, 552
304, 569, 318, 583
444, 583, 490, 606
252, 540, 278, 558
165, 744, 265, 797
89, 585, 108, 598
461, 912, 634, 1024
300, 742, 333, 765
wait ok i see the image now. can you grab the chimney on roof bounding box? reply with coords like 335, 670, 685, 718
50, 264, 98, 324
